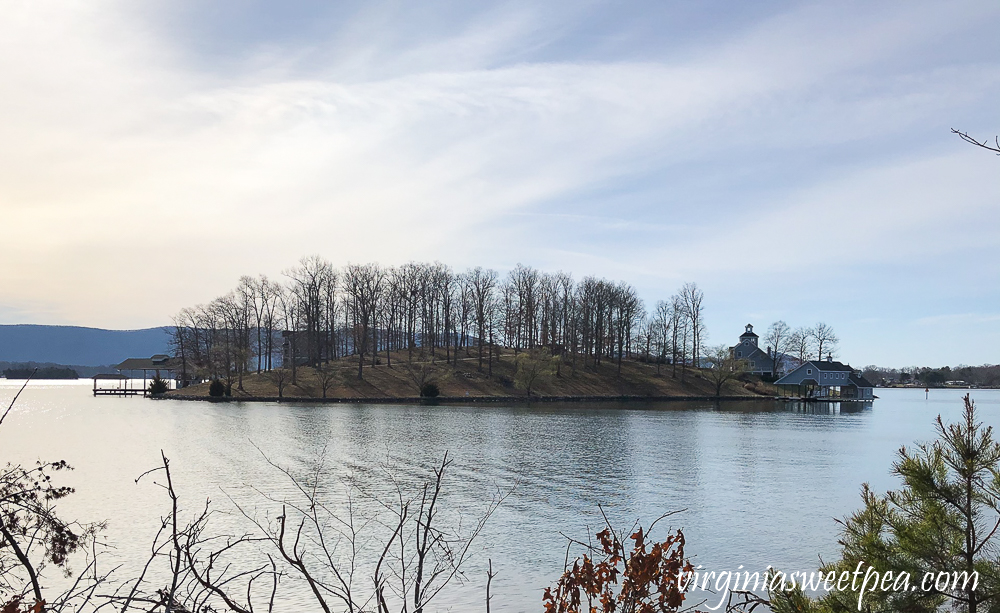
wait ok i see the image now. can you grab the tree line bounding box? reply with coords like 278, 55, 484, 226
170, 257, 712, 391
860, 364, 1000, 387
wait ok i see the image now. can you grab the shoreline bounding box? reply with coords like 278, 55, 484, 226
159, 393, 779, 404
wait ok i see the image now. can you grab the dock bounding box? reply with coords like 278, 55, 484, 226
93, 387, 147, 397
92, 373, 147, 397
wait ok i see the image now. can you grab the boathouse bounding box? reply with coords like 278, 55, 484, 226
774, 356, 875, 399
115, 354, 196, 388
91, 373, 145, 396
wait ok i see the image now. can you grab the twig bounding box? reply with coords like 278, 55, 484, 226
0, 515, 44, 605
485, 558, 496, 613
952, 128, 1000, 155
0, 368, 36, 428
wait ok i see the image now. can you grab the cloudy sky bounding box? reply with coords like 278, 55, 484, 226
1, 0, 998, 367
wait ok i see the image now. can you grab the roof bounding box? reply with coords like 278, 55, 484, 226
733, 345, 771, 359
849, 372, 875, 388
93, 373, 127, 380
807, 359, 854, 372
116, 356, 183, 371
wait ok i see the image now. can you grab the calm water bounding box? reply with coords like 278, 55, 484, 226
0, 382, 995, 611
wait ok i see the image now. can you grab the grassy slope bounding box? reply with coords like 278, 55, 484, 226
170, 348, 774, 400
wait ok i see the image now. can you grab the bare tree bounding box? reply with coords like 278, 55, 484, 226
256, 275, 282, 371
504, 264, 541, 352
277, 285, 301, 384
285, 256, 336, 368
788, 327, 812, 365
435, 264, 456, 365
467, 267, 498, 373
403, 360, 439, 397
669, 294, 685, 379
680, 283, 705, 369
514, 348, 556, 397
704, 344, 746, 397
316, 364, 340, 399
344, 263, 385, 380
652, 300, 673, 376
762, 320, 791, 376
809, 322, 839, 360
170, 309, 194, 388
639, 315, 655, 364
555, 272, 574, 373
268, 367, 291, 399
614, 283, 643, 376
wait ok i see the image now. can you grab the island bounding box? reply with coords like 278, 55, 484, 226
167, 346, 772, 402
2, 365, 79, 379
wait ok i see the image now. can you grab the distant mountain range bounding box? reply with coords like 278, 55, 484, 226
0, 325, 172, 367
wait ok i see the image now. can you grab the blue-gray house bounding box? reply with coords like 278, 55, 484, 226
731, 324, 777, 376
774, 356, 875, 399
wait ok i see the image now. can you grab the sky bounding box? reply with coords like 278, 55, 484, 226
1, 0, 998, 367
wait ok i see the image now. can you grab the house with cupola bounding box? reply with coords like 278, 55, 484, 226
731, 324, 777, 376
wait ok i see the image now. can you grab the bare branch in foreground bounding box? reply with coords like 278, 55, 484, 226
952, 128, 1000, 155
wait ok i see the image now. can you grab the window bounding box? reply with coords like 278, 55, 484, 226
807, 369, 812, 375
750, 361, 756, 368
736, 351, 742, 357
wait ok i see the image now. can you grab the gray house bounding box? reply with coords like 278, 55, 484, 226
731, 324, 777, 376
774, 356, 875, 399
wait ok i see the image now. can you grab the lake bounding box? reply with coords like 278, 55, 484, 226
0, 382, 994, 612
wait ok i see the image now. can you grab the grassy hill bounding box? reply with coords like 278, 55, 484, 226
170, 348, 773, 401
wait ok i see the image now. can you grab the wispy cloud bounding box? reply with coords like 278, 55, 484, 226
0, 0, 998, 364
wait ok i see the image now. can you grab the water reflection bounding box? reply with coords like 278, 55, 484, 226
782, 400, 874, 414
